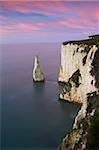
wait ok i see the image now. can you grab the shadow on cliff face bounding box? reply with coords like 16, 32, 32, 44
87, 112, 99, 149
90, 48, 99, 88
86, 93, 99, 150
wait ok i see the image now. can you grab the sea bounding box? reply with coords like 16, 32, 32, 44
1, 43, 80, 150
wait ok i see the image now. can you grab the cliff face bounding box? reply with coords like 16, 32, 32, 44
59, 40, 98, 102
58, 35, 99, 150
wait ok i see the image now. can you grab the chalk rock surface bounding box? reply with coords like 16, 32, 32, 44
58, 35, 99, 150
33, 56, 45, 82
59, 37, 98, 105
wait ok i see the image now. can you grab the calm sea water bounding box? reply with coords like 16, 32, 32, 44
1, 43, 80, 150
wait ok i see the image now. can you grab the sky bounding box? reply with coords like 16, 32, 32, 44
0, 1, 99, 44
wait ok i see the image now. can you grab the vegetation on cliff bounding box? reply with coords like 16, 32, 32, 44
86, 92, 99, 149
63, 34, 99, 47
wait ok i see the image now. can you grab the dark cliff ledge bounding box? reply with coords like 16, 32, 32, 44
63, 34, 99, 46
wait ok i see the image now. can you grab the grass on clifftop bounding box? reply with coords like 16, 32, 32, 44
63, 35, 99, 46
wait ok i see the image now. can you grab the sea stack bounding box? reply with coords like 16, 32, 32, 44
33, 56, 45, 82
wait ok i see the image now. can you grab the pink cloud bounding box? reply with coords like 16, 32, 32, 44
1, 1, 99, 22
95, 11, 99, 19
0, 1, 99, 40
0, 22, 48, 37
1, 17, 98, 38
0, 1, 69, 16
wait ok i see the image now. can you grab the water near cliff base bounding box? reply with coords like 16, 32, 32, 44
1, 43, 80, 150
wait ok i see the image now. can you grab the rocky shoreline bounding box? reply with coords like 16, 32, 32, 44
57, 35, 99, 150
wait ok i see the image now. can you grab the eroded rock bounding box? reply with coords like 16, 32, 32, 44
33, 56, 45, 82
58, 35, 99, 150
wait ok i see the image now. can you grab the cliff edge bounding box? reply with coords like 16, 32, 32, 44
58, 35, 99, 150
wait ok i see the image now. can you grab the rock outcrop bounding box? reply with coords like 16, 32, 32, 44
58, 35, 99, 150
33, 56, 45, 82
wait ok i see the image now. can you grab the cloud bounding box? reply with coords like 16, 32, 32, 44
0, 1, 99, 42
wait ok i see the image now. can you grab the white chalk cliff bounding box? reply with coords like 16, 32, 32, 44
58, 35, 99, 150
33, 56, 45, 82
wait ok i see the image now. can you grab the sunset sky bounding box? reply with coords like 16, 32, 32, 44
0, 1, 99, 44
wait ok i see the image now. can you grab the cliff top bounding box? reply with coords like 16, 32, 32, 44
63, 35, 99, 46
89, 34, 99, 39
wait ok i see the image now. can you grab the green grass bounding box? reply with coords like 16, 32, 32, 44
63, 35, 99, 47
